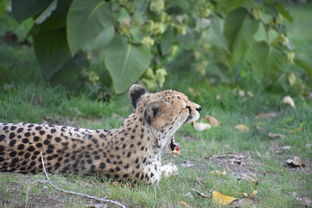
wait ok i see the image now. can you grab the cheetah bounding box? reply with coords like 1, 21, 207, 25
0, 85, 201, 184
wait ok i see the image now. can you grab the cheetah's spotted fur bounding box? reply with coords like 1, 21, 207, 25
0, 85, 201, 183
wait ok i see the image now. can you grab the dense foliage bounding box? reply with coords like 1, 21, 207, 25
9, 0, 312, 94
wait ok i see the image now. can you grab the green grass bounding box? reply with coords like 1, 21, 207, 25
0, 3, 312, 208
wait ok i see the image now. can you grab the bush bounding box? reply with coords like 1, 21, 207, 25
9, 0, 312, 94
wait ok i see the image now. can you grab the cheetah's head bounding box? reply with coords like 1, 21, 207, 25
129, 84, 201, 133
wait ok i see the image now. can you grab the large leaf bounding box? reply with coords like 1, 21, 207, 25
224, 8, 259, 63
294, 58, 312, 76
12, 0, 53, 22
33, 27, 71, 80
104, 36, 151, 93
67, 0, 115, 55
249, 41, 286, 86
35, 0, 58, 24
50, 51, 88, 85
211, 17, 228, 52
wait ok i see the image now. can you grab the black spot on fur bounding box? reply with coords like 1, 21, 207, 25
27, 146, 35, 152
0, 134, 5, 142
17, 144, 24, 150
9, 133, 15, 139
35, 126, 42, 130
36, 143, 43, 148
9, 140, 16, 147
22, 138, 29, 143
99, 162, 105, 169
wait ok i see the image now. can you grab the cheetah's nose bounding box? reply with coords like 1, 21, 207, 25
196, 106, 202, 112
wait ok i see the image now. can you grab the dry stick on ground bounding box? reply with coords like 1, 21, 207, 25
39, 152, 127, 208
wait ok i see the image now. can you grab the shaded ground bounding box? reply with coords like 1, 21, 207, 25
206, 152, 261, 180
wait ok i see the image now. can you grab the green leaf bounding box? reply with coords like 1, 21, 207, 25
50, 51, 88, 85
224, 7, 259, 63
249, 41, 286, 86
35, 0, 57, 24
160, 29, 174, 55
33, 27, 71, 80
67, 0, 115, 55
276, 2, 293, 22
170, 0, 190, 10
104, 36, 151, 93
294, 58, 312, 76
12, 0, 53, 22
217, 0, 250, 14
27, 0, 72, 37
211, 17, 228, 52
88, 26, 115, 49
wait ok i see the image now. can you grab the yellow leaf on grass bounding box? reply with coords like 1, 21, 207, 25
179, 201, 191, 208
288, 128, 302, 133
235, 124, 250, 132
212, 191, 237, 205
209, 170, 227, 176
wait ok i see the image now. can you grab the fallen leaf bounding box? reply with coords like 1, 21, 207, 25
235, 124, 250, 132
286, 156, 305, 168
268, 133, 285, 139
191, 189, 211, 198
185, 192, 194, 199
205, 115, 220, 126
230, 198, 255, 207
193, 122, 211, 131
188, 87, 200, 97
255, 112, 278, 119
247, 91, 254, 97
195, 177, 204, 185
179, 201, 191, 208
233, 89, 254, 98
287, 128, 302, 133
212, 191, 237, 205
245, 176, 260, 185
209, 170, 227, 176
282, 96, 296, 108
305, 143, 312, 148
181, 161, 196, 168
243, 190, 258, 199
281, 145, 291, 150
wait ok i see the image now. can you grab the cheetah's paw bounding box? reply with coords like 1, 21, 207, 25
161, 163, 178, 177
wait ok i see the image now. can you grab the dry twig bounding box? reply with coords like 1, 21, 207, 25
40, 152, 127, 208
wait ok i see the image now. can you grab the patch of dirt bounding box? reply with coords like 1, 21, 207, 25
268, 141, 312, 175
205, 152, 261, 180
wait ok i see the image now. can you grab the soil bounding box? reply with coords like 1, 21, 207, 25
205, 152, 262, 180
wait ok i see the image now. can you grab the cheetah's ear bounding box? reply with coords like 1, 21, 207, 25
129, 84, 146, 108
144, 100, 167, 128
